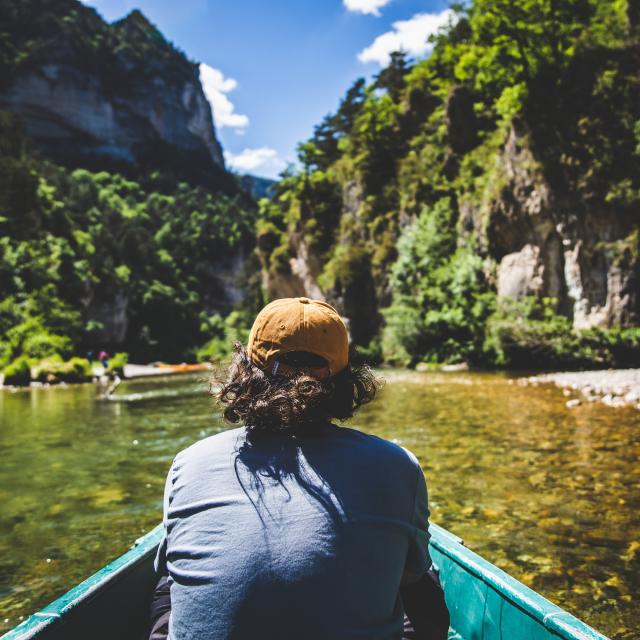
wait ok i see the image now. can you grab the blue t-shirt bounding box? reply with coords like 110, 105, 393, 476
155, 424, 432, 640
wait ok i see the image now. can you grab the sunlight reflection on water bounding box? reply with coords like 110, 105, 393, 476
0, 370, 638, 638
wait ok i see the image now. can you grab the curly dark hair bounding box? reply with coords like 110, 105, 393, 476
213, 343, 381, 436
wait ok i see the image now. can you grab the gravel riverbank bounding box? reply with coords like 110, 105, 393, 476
521, 369, 640, 409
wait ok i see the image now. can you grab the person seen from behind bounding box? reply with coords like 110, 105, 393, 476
151, 297, 450, 639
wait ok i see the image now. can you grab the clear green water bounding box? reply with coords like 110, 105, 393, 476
0, 371, 638, 638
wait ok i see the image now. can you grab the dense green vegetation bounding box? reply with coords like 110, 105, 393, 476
0, 111, 259, 382
1, 0, 639, 384
0, 0, 262, 384
258, 0, 640, 368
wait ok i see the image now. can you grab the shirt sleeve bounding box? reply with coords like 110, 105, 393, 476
154, 457, 176, 575
402, 452, 432, 584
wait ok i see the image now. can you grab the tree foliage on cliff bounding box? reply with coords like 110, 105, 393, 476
0, 111, 258, 370
258, 0, 640, 367
0, 0, 191, 87
0, 0, 234, 191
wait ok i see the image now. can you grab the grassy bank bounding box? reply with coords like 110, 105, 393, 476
1, 352, 127, 386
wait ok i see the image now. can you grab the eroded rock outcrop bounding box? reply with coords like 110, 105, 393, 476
267, 123, 638, 338
0, 7, 224, 174
481, 127, 639, 328
263, 236, 325, 302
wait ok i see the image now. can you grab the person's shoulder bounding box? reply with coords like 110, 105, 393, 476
331, 425, 422, 471
174, 426, 245, 467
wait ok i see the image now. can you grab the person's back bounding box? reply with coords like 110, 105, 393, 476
159, 424, 430, 640
153, 298, 448, 640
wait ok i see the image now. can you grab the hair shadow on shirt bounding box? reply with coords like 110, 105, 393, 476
233, 430, 347, 528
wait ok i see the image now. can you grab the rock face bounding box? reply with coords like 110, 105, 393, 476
264, 236, 325, 302
1, 63, 224, 170
198, 245, 257, 324
267, 124, 638, 336
481, 127, 639, 329
0, 7, 224, 174
87, 291, 129, 345
496, 244, 545, 299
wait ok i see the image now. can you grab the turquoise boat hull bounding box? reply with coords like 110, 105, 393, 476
2, 523, 608, 640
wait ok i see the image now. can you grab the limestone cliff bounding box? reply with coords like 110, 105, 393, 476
0, 3, 224, 178
255, 3, 638, 366
265, 125, 639, 335
469, 126, 639, 329
0, 0, 257, 358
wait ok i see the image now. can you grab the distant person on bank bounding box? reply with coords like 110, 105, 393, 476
99, 350, 109, 369
151, 297, 449, 640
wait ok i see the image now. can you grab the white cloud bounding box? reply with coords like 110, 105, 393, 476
357, 10, 453, 66
224, 147, 286, 178
199, 63, 249, 131
343, 0, 392, 16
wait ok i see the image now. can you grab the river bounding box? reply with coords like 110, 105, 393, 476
0, 370, 638, 638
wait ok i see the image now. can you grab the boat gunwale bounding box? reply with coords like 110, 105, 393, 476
429, 523, 609, 640
1, 526, 163, 640
2, 523, 609, 640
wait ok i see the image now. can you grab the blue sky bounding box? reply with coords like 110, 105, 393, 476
82, 0, 452, 178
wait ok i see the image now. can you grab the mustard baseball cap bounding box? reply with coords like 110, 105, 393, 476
247, 297, 349, 380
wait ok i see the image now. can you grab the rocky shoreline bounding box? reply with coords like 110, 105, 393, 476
521, 369, 640, 410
